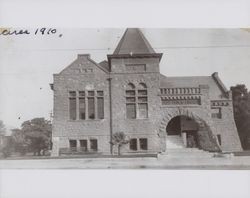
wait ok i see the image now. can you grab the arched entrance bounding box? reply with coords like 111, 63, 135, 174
166, 115, 200, 149
159, 108, 221, 152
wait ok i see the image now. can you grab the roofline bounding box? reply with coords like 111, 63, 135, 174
87, 56, 109, 74
113, 28, 156, 55
108, 53, 163, 61
78, 54, 109, 74
58, 54, 109, 75
49, 83, 54, 91
113, 28, 128, 54
137, 28, 156, 53
211, 72, 229, 97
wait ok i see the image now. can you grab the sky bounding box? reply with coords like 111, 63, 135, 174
0, 28, 250, 129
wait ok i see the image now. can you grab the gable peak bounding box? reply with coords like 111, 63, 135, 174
113, 28, 156, 55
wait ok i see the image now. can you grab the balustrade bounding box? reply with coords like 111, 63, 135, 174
160, 87, 201, 105
160, 87, 201, 95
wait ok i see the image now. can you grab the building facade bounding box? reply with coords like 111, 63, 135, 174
51, 29, 242, 156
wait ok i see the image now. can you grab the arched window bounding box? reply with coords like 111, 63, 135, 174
125, 82, 148, 119
137, 83, 148, 119
127, 83, 135, 89
138, 82, 147, 89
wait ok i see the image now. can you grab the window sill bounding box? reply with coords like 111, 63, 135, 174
128, 150, 149, 153
126, 118, 149, 120
68, 119, 105, 122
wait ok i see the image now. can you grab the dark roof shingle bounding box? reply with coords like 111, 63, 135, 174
113, 28, 156, 55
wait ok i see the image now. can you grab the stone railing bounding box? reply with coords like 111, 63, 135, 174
211, 100, 230, 107
160, 87, 201, 106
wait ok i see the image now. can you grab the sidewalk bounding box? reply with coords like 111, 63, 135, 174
1, 155, 250, 169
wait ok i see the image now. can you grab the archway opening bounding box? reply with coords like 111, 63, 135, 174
166, 115, 200, 149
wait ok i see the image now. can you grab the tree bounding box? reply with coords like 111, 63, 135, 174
0, 120, 10, 158
20, 118, 52, 156
11, 128, 29, 155
110, 132, 129, 155
0, 120, 6, 136
231, 85, 250, 150
0, 136, 14, 158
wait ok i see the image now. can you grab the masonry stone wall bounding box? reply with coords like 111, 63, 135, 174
52, 55, 111, 156
109, 57, 162, 154
52, 54, 242, 156
211, 102, 242, 151
158, 85, 242, 152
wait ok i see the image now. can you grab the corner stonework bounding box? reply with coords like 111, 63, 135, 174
51, 137, 60, 157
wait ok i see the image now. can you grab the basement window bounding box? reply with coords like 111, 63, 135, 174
90, 139, 98, 151
69, 140, 77, 151
139, 138, 148, 150
130, 138, 137, 151
80, 139, 88, 151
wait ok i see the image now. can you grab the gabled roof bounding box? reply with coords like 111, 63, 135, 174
58, 54, 109, 75
113, 28, 156, 55
99, 60, 109, 72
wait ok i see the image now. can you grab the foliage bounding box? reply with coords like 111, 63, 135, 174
0, 118, 52, 157
110, 132, 129, 155
1, 145, 12, 158
231, 84, 250, 150
20, 118, 52, 155
197, 122, 221, 152
0, 120, 6, 136
11, 128, 29, 155
0, 136, 14, 158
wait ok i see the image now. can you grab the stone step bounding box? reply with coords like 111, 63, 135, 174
159, 148, 215, 158
166, 136, 185, 149
167, 148, 206, 153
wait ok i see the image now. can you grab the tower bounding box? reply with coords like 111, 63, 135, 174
107, 28, 163, 154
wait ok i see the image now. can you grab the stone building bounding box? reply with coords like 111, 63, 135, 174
50, 28, 242, 156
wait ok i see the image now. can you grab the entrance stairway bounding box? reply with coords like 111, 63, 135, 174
166, 135, 185, 149
161, 135, 215, 158
161, 148, 215, 158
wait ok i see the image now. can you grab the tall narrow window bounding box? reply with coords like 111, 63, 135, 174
125, 83, 148, 119
88, 91, 95, 119
69, 91, 77, 120
126, 83, 136, 119
138, 83, 148, 118
126, 104, 136, 119
79, 91, 85, 120
97, 91, 104, 119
